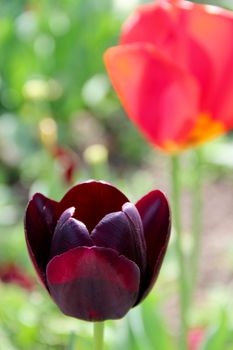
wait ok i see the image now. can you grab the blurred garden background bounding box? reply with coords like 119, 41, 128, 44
1, 0, 233, 349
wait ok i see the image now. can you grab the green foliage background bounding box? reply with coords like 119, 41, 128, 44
0, 0, 233, 349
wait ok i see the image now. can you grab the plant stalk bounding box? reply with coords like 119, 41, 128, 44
94, 322, 104, 350
171, 155, 189, 350
189, 148, 203, 301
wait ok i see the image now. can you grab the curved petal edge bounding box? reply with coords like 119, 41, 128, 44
46, 246, 140, 321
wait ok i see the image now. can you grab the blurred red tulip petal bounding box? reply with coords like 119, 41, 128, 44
121, 0, 215, 116
104, 44, 200, 149
52, 145, 78, 185
46, 246, 140, 321
184, 4, 233, 127
56, 180, 129, 232
135, 190, 170, 301
50, 208, 93, 259
121, 1, 188, 67
186, 38, 213, 113
184, 3, 233, 83
92, 205, 146, 273
0, 263, 35, 292
25, 193, 58, 288
122, 2, 173, 45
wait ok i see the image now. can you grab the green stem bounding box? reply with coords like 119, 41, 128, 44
94, 322, 104, 350
171, 155, 189, 350
189, 148, 203, 301
67, 331, 76, 350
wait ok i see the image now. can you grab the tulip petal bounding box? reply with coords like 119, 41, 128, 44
122, 202, 147, 272
56, 180, 129, 232
92, 203, 146, 274
104, 44, 200, 149
181, 3, 233, 127
24, 193, 58, 288
135, 190, 170, 302
121, 1, 188, 67
120, 1, 213, 110
46, 246, 140, 321
50, 208, 93, 259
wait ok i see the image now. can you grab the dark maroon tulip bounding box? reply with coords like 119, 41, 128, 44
24, 180, 170, 321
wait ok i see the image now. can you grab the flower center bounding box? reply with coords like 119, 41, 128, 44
161, 113, 225, 153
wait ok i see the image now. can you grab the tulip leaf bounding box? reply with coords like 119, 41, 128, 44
200, 310, 229, 350
120, 298, 174, 350
141, 297, 174, 350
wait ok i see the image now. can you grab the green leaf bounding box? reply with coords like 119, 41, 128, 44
201, 309, 229, 350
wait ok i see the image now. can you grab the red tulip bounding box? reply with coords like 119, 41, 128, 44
188, 327, 205, 350
24, 180, 170, 321
0, 263, 35, 291
52, 145, 78, 185
104, 0, 233, 153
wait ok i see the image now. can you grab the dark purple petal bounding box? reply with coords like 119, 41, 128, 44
24, 193, 58, 288
54, 207, 75, 228
135, 190, 171, 303
56, 180, 129, 232
122, 202, 147, 271
91, 203, 146, 274
50, 208, 93, 259
46, 246, 140, 321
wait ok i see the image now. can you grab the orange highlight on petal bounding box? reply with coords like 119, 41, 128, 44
162, 113, 225, 153
185, 113, 225, 147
